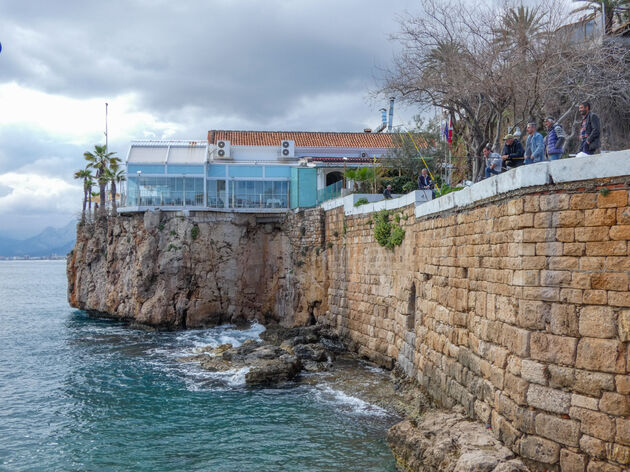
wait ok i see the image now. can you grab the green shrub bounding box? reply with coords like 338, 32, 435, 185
354, 198, 369, 207
333, 230, 339, 237
296, 260, 305, 267
390, 226, 405, 247
327, 241, 333, 249
158, 223, 165, 231
170, 230, 176, 236
600, 187, 610, 196
373, 210, 406, 249
191, 225, 200, 240
394, 213, 401, 223
435, 184, 463, 197
402, 181, 416, 194
342, 224, 347, 235
386, 175, 413, 194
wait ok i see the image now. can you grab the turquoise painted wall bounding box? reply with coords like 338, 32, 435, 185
290, 168, 317, 209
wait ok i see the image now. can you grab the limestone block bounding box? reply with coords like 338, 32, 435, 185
521, 359, 548, 385
574, 370, 615, 396
597, 190, 628, 208
579, 306, 616, 338
585, 208, 617, 227
572, 393, 599, 410
609, 225, 630, 240
570, 193, 598, 210
553, 210, 584, 228
560, 449, 587, 472
585, 240, 627, 256
576, 226, 611, 242
599, 392, 630, 416
576, 338, 626, 373
517, 300, 548, 329
548, 365, 576, 389
500, 324, 530, 357
504, 372, 529, 406
586, 461, 623, 472
550, 304, 579, 336
530, 332, 577, 366
617, 418, 630, 446
618, 310, 630, 342
570, 407, 616, 441
535, 413, 580, 447
520, 434, 560, 464
616, 375, 630, 394
609, 291, 630, 307
579, 434, 607, 460
583, 290, 608, 305
611, 443, 630, 465
527, 384, 571, 414
591, 273, 629, 292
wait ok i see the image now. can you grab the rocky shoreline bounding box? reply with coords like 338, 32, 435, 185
176, 322, 531, 472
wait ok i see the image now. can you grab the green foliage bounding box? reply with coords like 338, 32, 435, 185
390, 226, 406, 247
402, 214, 409, 221
386, 175, 414, 194
342, 223, 347, 236
315, 247, 321, 256
402, 181, 416, 194
394, 213, 401, 223
191, 225, 200, 240
344, 166, 387, 193
354, 198, 370, 207
327, 241, 333, 249
301, 247, 308, 256
373, 210, 406, 250
296, 260, 305, 267
435, 184, 464, 197
158, 223, 165, 231
333, 230, 339, 237
168, 244, 177, 252
170, 230, 176, 236
600, 187, 611, 196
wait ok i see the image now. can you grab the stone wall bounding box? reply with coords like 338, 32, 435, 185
67, 208, 326, 328
323, 179, 630, 471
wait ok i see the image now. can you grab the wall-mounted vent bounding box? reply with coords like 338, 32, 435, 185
280, 140, 295, 159
216, 140, 231, 159
360, 151, 368, 158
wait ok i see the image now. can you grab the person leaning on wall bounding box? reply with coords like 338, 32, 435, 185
500, 134, 525, 169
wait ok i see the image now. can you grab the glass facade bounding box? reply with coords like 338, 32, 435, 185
126, 164, 290, 210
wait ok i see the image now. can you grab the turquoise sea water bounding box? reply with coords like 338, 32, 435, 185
0, 260, 397, 472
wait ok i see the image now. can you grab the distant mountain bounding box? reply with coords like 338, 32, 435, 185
0, 220, 77, 258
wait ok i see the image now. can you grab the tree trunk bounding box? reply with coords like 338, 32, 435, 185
111, 182, 117, 215
99, 182, 106, 217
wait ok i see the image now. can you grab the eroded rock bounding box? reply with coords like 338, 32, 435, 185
388, 411, 530, 472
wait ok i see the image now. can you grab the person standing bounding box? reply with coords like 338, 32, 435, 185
578, 102, 601, 155
484, 145, 502, 178
417, 168, 435, 199
383, 185, 393, 199
501, 134, 525, 168
524, 122, 544, 164
543, 117, 566, 161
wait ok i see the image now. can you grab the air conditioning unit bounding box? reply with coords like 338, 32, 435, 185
216, 140, 231, 159
360, 151, 368, 158
279, 140, 295, 159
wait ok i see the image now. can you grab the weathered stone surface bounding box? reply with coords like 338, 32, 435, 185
530, 333, 577, 365
527, 384, 571, 414
560, 449, 587, 472
535, 413, 580, 447
570, 407, 616, 441
520, 435, 560, 464
579, 306, 616, 338
576, 338, 626, 373
388, 412, 529, 472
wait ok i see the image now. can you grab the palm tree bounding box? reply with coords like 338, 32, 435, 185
493, 5, 546, 53
105, 166, 126, 214
73, 169, 92, 221
84, 144, 117, 217
572, 0, 630, 34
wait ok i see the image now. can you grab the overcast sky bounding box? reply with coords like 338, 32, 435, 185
0, 0, 426, 238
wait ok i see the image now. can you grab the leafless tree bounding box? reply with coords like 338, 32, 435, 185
381, 0, 630, 181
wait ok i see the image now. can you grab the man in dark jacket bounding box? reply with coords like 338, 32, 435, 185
578, 102, 601, 155
500, 134, 525, 168
417, 168, 435, 199
543, 117, 566, 161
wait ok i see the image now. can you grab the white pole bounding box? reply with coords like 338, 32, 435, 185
105, 102, 109, 150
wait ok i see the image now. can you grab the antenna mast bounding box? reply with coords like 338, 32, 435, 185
105, 102, 109, 150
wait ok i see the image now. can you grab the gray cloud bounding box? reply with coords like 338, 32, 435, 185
0, 0, 420, 236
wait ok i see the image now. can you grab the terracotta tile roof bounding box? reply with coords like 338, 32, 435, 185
208, 130, 399, 148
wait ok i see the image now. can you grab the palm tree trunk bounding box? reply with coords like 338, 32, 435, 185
99, 182, 106, 217
111, 182, 117, 215
82, 182, 87, 221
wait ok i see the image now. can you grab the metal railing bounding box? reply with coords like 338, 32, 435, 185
317, 180, 344, 204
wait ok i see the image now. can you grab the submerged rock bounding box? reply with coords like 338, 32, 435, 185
387, 411, 529, 472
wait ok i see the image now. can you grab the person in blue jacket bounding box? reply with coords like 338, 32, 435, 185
524, 122, 544, 164
543, 117, 566, 161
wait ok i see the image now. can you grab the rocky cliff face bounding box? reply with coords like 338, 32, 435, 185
67, 209, 326, 328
